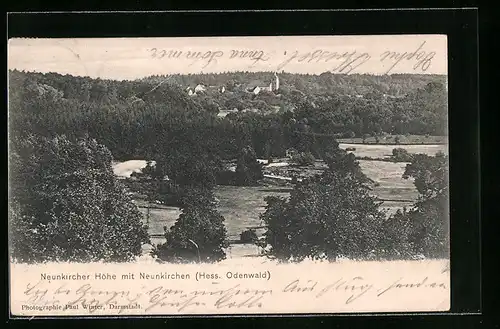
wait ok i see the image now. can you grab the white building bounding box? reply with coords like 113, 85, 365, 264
252, 86, 262, 95
186, 84, 206, 96
246, 73, 280, 95
194, 84, 206, 93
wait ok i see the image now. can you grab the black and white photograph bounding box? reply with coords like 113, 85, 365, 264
8, 35, 451, 315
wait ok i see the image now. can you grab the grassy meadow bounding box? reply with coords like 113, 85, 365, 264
117, 142, 448, 257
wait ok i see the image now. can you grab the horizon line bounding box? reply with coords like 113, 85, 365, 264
8, 68, 447, 82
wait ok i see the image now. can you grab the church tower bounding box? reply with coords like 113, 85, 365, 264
274, 72, 280, 91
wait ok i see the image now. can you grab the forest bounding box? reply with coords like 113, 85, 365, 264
8, 70, 447, 161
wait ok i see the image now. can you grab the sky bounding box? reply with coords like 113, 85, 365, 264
8, 35, 447, 81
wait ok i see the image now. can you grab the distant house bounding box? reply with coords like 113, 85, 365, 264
251, 86, 262, 95
246, 73, 280, 95
185, 84, 206, 96
195, 84, 206, 93
217, 108, 239, 118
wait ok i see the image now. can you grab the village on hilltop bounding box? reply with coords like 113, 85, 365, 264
185, 72, 281, 97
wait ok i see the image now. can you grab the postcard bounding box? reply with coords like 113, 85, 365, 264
8, 35, 450, 316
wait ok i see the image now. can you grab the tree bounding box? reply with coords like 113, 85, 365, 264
322, 147, 371, 185
377, 207, 415, 260
153, 188, 229, 263
403, 152, 448, 199
403, 152, 449, 258
259, 151, 386, 262
386, 152, 449, 259
8, 134, 150, 263
235, 146, 264, 186
151, 145, 224, 189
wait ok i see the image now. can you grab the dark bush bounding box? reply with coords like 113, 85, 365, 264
216, 169, 237, 186
392, 148, 414, 162
343, 131, 356, 138
290, 152, 315, 166
240, 229, 258, 243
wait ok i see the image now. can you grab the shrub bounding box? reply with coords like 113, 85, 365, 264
240, 229, 258, 243
216, 169, 237, 186
8, 135, 150, 263
392, 148, 414, 162
153, 188, 229, 263
343, 131, 356, 138
290, 152, 315, 166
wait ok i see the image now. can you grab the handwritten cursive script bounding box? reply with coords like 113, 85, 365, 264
149, 48, 269, 69
17, 270, 449, 315
144, 40, 439, 74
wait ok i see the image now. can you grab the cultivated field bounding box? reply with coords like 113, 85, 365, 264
339, 143, 448, 158
337, 135, 448, 145
139, 186, 290, 246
